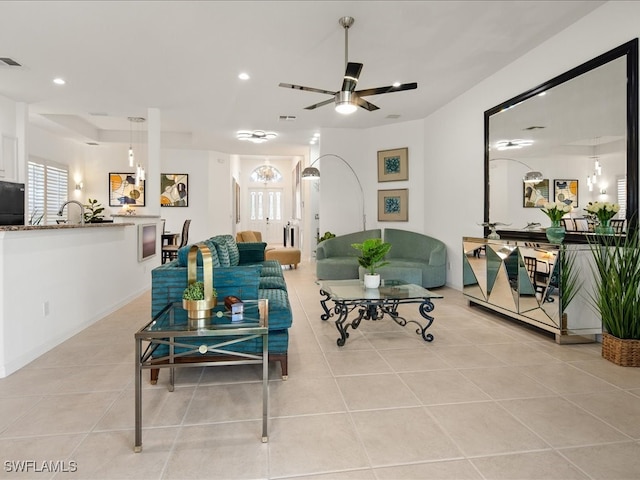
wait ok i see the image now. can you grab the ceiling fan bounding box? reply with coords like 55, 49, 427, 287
279, 16, 418, 114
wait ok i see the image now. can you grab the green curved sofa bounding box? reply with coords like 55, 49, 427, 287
316, 228, 447, 288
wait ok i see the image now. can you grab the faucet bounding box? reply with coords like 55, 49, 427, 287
58, 200, 85, 225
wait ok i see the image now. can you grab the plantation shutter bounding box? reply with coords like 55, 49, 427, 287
617, 176, 626, 219
27, 159, 68, 225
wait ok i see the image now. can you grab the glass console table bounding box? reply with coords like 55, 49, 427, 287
317, 279, 443, 346
134, 299, 269, 452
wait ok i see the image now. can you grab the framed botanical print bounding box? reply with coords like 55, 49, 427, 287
553, 179, 578, 207
523, 179, 549, 208
378, 188, 408, 221
109, 172, 145, 207
160, 173, 188, 207
377, 147, 408, 182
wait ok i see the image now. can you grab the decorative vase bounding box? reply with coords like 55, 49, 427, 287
602, 332, 640, 367
364, 273, 381, 289
545, 220, 565, 244
595, 219, 615, 235
183, 243, 217, 322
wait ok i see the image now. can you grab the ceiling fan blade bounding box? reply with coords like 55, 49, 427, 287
356, 82, 418, 97
341, 62, 363, 92
278, 82, 336, 96
304, 97, 337, 110
355, 96, 379, 111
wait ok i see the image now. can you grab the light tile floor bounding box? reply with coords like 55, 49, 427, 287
2, 262, 640, 479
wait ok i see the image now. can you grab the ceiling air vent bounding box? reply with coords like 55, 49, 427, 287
278, 115, 296, 121
386, 114, 401, 119
0, 57, 21, 67
523, 125, 545, 130
86, 142, 99, 146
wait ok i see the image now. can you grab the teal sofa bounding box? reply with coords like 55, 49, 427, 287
150, 234, 292, 380
316, 228, 447, 288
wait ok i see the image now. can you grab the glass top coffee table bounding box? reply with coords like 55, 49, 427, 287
317, 279, 443, 346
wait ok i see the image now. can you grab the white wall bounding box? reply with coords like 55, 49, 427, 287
424, 1, 640, 289
0, 225, 148, 377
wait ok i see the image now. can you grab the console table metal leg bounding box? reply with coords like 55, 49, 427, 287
134, 338, 142, 453
261, 332, 269, 443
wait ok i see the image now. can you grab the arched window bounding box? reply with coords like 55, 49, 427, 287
250, 165, 282, 184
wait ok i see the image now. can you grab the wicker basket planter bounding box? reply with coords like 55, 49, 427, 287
602, 333, 640, 367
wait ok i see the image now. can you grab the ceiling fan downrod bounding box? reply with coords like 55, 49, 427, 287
339, 16, 354, 70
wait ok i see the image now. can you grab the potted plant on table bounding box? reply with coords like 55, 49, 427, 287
182, 281, 218, 320
585, 201, 620, 234
351, 238, 392, 289
541, 201, 572, 244
588, 227, 640, 366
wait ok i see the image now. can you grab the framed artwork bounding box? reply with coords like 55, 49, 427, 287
553, 179, 578, 207
378, 188, 408, 221
160, 173, 188, 207
523, 179, 549, 208
377, 147, 409, 182
109, 173, 145, 207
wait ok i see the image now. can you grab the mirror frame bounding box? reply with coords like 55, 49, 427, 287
484, 38, 638, 239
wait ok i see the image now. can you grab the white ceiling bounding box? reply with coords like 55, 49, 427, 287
0, 1, 604, 157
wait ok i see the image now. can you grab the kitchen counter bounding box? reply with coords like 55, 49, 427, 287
0, 222, 134, 232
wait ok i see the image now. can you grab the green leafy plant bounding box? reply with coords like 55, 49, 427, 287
588, 227, 640, 339
317, 231, 336, 243
83, 198, 105, 223
29, 208, 44, 226
351, 238, 392, 275
182, 281, 217, 301
559, 246, 583, 314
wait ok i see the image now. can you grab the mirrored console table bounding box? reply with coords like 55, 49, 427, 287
462, 237, 600, 343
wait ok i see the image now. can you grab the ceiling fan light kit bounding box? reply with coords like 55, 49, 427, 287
279, 16, 417, 114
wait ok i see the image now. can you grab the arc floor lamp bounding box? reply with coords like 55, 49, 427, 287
302, 154, 366, 231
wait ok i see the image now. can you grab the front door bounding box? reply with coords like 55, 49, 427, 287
248, 188, 284, 244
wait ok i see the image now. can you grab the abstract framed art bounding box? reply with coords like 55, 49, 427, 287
378, 188, 408, 221
160, 173, 188, 207
109, 172, 145, 207
553, 179, 578, 207
377, 147, 408, 182
523, 179, 549, 208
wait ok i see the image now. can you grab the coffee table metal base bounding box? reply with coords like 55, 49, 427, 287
319, 290, 436, 346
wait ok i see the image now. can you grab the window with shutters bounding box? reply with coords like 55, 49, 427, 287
617, 176, 627, 219
27, 158, 69, 225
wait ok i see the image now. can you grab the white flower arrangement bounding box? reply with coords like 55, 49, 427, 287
584, 201, 620, 223
541, 201, 572, 222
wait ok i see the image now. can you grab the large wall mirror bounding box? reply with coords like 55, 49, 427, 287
484, 39, 638, 237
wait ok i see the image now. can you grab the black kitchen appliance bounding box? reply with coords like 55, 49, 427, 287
0, 180, 25, 226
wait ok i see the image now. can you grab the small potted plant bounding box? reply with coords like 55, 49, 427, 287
584, 201, 620, 234
541, 201, 572, 244
83, 198, 105, 223
182, 281, 217, 320
351, 238, 392, 288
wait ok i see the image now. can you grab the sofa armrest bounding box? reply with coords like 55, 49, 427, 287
238, 242, 267, 263
428, 243, 447, 266
316, 242, 327, 260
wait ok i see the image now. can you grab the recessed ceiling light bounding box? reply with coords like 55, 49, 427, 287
53, 77, 66, 85
313, 133, 320, 137
238, 72, 250, 80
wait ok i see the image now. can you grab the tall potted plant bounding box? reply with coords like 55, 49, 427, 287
351, 238, 391, 288
588, 227, 640, 366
